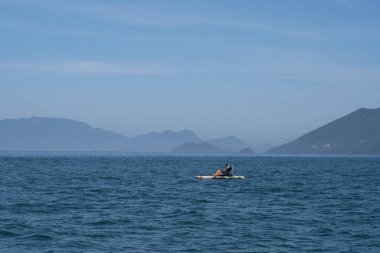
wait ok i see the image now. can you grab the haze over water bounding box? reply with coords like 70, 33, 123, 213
1, 153, 379, 252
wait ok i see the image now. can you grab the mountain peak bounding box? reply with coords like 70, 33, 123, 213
178, 129, 195, 134
161, 130, 175, 135
353, 107, 380, 114
126, 129, 202, 152
0, 117, 128, 151
0, 117, 251, 153
205, 135, 250, 152
268, 107, 380, 154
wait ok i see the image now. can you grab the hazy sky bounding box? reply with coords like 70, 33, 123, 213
1, 0, 380, 147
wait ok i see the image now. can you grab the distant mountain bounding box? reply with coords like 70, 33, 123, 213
172, 142, 228, 153
238, 148, 255, 154
0, 117, 128, 151
0, 117, 251, 152
204, 136, 250, 152
268, 108, 380, 154
125, 130, 202, 152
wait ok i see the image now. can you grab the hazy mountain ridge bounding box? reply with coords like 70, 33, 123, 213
268, 108, 380, 154
125, 129, 202, 152
0, 117, 129, 151
173, 136, 252, 153
204, 136, 250, 152
172, 142, 229, 153
0, 117, 250, 152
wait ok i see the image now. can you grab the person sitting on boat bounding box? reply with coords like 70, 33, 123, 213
211, 169, 223, 176
222, 163, 233, 176
211, 163, 233, 176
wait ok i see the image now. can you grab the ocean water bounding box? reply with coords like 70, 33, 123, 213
1, 153, 379, 253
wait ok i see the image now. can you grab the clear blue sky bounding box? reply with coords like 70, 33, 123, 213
1, 0, 379, 147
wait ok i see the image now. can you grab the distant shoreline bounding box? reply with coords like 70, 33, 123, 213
1, 151, 379, 158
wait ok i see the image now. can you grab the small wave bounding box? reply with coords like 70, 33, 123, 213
24, 234, 53, 240
0, 230, 19, 237
85, 220, 117, 226
83, 233, 110, 238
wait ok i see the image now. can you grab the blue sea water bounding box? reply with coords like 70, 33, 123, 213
0, 152, 379, 252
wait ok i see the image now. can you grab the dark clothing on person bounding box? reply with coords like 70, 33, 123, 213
222, 164, 233, 176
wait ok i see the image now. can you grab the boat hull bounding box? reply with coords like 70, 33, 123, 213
195, 175, 245, 180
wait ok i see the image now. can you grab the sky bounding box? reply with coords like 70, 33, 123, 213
1, 0, 380, 148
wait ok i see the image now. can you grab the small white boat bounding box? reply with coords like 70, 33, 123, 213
195, 175, 245, 180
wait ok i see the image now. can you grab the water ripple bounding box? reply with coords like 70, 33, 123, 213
0, 154, 379, 252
